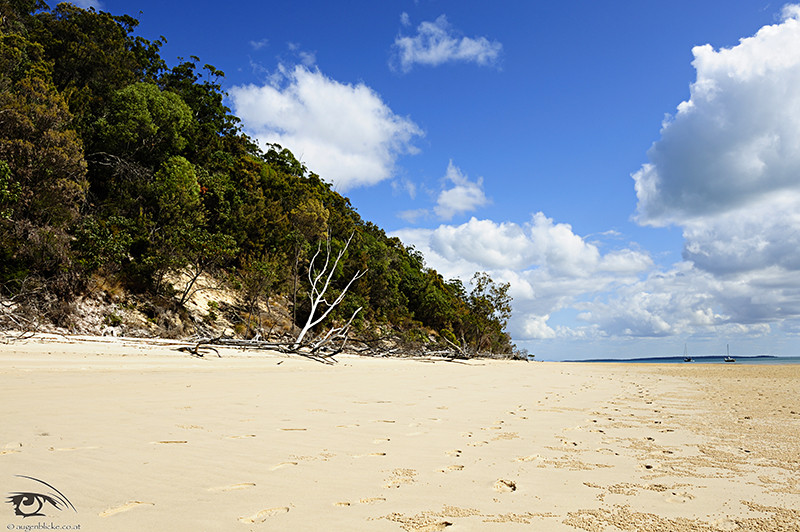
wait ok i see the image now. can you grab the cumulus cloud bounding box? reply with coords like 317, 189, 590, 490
391, 15, 502, 72
229, 65, 423, 190
392, 214, 653, 339
633, 6, 800, 228
618, 5, 800, 340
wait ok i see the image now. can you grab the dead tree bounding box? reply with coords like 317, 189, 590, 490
293, 233, 366, 351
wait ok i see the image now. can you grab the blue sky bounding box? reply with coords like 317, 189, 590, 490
87, 0, 800, 360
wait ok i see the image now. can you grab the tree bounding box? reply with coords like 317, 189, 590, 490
237, 253, 285, 337
95, 82, 194, 166
0, 72, 87, 283
293, 233, 367, 351
158, 58, 241, 164
467, 272, 513, 354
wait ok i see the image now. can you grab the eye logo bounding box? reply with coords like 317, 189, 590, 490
6, 476, 76, 518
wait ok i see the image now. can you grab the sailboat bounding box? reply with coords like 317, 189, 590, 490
683, 344, 693, 362
724, 344, 736, 363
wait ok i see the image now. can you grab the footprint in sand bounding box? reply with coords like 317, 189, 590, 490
99, 501, 154, 517
226, 434, 256, 439
437, 464, 464, 472
358, 497, 386, 504
333, 501, 351, 507
270, 461, 298, 470
49, 446, 100, 452
150, 440, 187, 444
445, 449, 462, 457
418, 522, 453, 531
207, 483, 256, 492
279, 428, 307, 432
493, 479, 517, 492
665, 491, 695, 503
238, 507, 290, 523
373, 438, 391, 444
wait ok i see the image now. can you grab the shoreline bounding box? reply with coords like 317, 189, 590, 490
1, 335, 799, 530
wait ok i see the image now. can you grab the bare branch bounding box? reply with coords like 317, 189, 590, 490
293, 232, 366, 350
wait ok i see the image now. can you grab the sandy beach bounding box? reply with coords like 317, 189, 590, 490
1, 335, 799, 531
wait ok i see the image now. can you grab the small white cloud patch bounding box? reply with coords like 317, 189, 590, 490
391, 14, 502, 72
433, 161, 490, 220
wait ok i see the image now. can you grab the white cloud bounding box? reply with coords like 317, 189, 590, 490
398, 161, 489, 222
250, 38, 269, 51
433, 161, 490, 220
391, 14, 502, 72
521, 315, 556, 340
392, 214, 653, 339
229, 65, 423, 190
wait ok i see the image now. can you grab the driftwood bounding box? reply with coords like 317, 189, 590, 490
177, 335, 341, 365
0, 279, 47, 340
174, 327, 477, 365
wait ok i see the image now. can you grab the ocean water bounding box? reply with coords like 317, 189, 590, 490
565, 355, 800, 365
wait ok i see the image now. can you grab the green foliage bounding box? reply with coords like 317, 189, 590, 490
0, 2, 515, 353
467, 272, 513, 354
72, 216, 134, 273
32, 3, 165, 139
0, 60, 87, 284
0, 161, 21, 220
96, 83, 194, 165
154, 155, 201, 224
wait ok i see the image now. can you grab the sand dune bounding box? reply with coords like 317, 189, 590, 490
1, 334, 798, 530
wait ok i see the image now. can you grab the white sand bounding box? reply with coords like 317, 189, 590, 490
1, 335, 798, 531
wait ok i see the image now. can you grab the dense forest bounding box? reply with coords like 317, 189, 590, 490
0, 1, 516, 356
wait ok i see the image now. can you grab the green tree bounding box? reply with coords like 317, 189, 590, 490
467, 272, 513, 354
158, 58, 241, 164
95, 82, 194, 166
0, 72, 87, 282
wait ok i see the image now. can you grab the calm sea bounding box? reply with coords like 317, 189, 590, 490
564, 355, 800, 365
